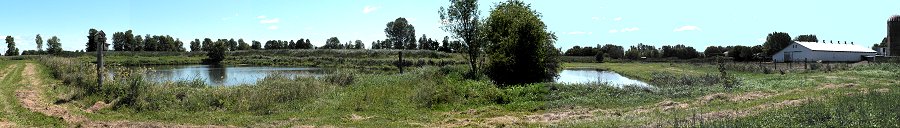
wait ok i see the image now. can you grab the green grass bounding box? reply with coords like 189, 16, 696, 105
0, 60, 67, 127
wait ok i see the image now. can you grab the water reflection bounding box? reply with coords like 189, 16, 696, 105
555, 69, 652, 88
133, 65, 326, 86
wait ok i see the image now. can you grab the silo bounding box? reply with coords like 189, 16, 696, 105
890, 15, 900, 56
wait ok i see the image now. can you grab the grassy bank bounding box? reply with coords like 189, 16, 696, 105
18, 56, 900, 127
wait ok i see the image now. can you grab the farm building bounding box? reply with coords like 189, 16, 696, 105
772, 41, 876, 62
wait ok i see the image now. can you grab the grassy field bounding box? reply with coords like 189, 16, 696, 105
1, 53, 898, 127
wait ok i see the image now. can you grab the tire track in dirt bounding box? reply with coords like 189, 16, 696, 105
14, 63, 235, 128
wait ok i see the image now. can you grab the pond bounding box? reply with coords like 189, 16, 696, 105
135, 65, 326, 86
555, 69, 652, 88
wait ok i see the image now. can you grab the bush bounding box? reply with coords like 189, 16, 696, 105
595, 52, 604, 63
483, 0, 560, 86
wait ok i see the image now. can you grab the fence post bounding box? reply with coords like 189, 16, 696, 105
804, 58, 808, 70
95, 31, 106, 89
398, 51, 404, 74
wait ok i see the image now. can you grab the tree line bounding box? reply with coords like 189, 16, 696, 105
563, 32, 815, 62
4, 34, 63, 56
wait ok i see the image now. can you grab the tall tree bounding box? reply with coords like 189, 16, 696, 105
112, 32, 125, 51
5, 36, 19, 56
228, 38, 238, 51
86, 29, 99, 52
190, 39, 201, 52
124, 30, 134, 51
322, 37, 342, 49
418, 34, 430, 50
794, 34, 818, 42
35, 34, 43, 51
205, 40, 228, 64
202, 38, 213, 51
385, 17, 416, 49
238, 39, 251, 50
482, 0, 559, 85
133, 35, 143, 51
47, 36, 62, 54
763, 32, 792, 56
251, 40, 262, 50
438, 36, 451, 52
354, 40, 364, 49
440, 0, 481, 75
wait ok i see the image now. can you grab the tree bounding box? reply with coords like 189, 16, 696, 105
418, 34, 430, 50
35, 34, 43, 51
133, 35, 143, 51
371, 41, 381, 49
482, 0, 559, 85
441, 0, 481, 75
385, 17, 416, 49
251, 40, 262, 50
5, 36, 19, 56
86, 29, 100, 52
704, 46, 726, 57
228, 38, 238, 51
237, 39, 250, 50
322, 37, 342, 49
599, 44, 625, 59
794, 34, 818, 42
123, 30, 134, 51
763, 32, 792, 56
190, 39, 201, 52
112, 32, 125, 51
46, 36, 62, 54
204, 40, 228, 64
595, 51, 604, 63
354, 40, 364, 49
438, 36, 452, 52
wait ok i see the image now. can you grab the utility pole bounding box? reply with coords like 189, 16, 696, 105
96, 31, 106, 88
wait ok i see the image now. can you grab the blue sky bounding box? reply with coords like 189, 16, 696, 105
2, 0, 899, 52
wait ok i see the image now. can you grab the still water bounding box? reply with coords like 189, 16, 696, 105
137, 65, 326, 86
555, 69, 652, 88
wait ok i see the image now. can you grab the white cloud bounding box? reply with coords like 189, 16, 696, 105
267, 25, 279, 30
609, 27, 639, 33
613, 17, 622, 21
567, 31, 587, 35
621, 27, 640, 32
363, 6, 379, 14
260, 18, 280, 24
673, 25, 701, 32
257, 15, 266, 19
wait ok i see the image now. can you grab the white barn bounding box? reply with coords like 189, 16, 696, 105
772, 41, 876, 62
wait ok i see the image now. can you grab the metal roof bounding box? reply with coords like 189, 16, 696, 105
795, 41, 876, 53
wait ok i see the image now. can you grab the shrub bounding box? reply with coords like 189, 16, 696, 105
595, 52, 604, 63
482, 0, 560, 86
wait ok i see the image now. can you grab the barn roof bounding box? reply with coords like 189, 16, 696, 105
795, 41, 876, 53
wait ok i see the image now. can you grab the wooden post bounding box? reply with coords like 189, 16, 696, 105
95, 31, 106, 88
804, 58, 808, 70
397, 51, 403, 74
93, 31, 106, 87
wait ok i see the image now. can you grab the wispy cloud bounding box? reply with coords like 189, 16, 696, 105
613, 17, 622, 21
609, 27, 640, 33
260, 18, 280, 24
257, 15, 267, 19
673, 25, 701, 32
362, 6, 379, 14
567, 31, 592, 35
267, 25, 279, 30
